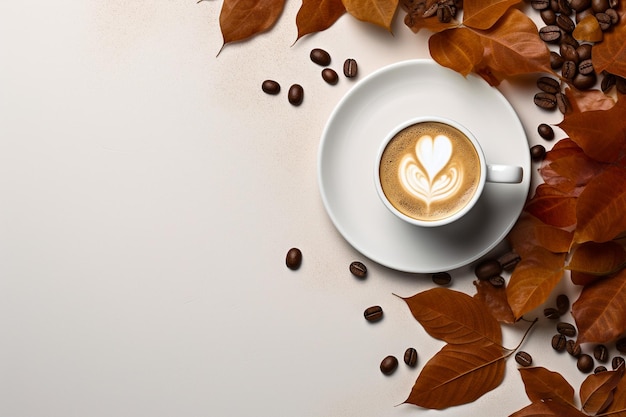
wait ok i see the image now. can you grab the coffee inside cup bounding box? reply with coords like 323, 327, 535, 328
378, 121, 482, 223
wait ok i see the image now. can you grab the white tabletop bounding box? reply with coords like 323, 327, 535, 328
0, 2, 584, 416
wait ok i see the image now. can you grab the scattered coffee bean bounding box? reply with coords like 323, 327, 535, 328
556, 92, 571, 114
537, 76, 561, 94
380, 355, 399, 375
594, 365, 608, 374
288, 84, 304, 106
538, 123, 555, 140
592, 0, 610, 13
432, 272, 452, 286
321, 68, 339, 85
343, 58, 358, 78
573, 72, 597, 90
286, 247, 302, 270
544, 307, 561, 319
560, 43, 579, 63
578, 354, 595, 373
541, 8, 557, 24
531, 0, 551, 10
539, 25, 562, 42
617, 337, 626, 353
571, 0, 591, 11
559, 0, 573, 15
261, 79, 281, 95
577, 43, 593, 60
534, 92, 557, 110
310, 48, 331, 66
515, 351, 533, 367
349, 261, 368, 278
567, 340, 582, 357
498, 251, 521, 272
578, 59, 594, 75
475, 259, 502, 280
550, 51, 565, 69
404, 347, 418, 367
531, 144, 546, 161
489, 275, 506, 288
606, 8, 619, 24
364, 305, 384, 322
556, 294, 570, 315
557, 322, 577, 337
557, 14, 576, 32
596, 12, 613, 30
552, 333, 567, 351
594, 344, 609, 362
612, 356, 625, 370
560, 32, 580, 48
562, 60, 577, 80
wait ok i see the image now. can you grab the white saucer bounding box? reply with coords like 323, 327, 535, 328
317, 60, 531, 273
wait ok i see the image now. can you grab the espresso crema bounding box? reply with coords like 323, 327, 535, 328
378, 122, 481, 222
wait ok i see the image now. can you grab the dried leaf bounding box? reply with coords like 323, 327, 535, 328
519, 367, 575, 404
564, 87, 617, 113
462, 0, 522, 30
428, 27, 483, 76
508, 213, 573, 256
571, 270, 604, 286
572, 14, 603, 42
295, 0, 346, 41
509, 400, 586, 417
573, 268, 626, 344
401, 288, 502, 345
506, 247, 566, 320
404, 341, 505, 409
342, 0, 399, 31
574, 167, 626, 244
604, 362, 626, 417
592, 9, 626, 78
473, 280, 516, 324
580, 368, 623, 415
219, 0, 286, 47
524, 184, 578, 228
567, 241, 626, 276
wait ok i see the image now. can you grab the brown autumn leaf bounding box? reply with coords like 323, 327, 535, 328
428, 27, 483, 76
572, 268, 626, 344
524, 184, 578, 228
295, 0, 346, 42
462, 0, 522, 30
219, 0, 286, 48
473, 279, 516, 324
571, 270, 605, 286
401, 287, 501, 345
507, 213, 573, 256
342, 0, 399, 31
506, 247, 566, 320
580, 368, 623, 415
574, 166, 626, 244
509, 399, 587, 417
404, 340, 505, 409
567, 241, 626, 276
572, 14, 603, 42
518, 367, 575, 405
557, 98, 626, 164
604, 363, 626, 417
564, 87, 617, 113
592, 7, 626, 78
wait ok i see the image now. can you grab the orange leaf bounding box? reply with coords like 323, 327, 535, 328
506, 247, 566, 319
508, 213, 573, 256
592, 10, 626, 78
525, 185, 578, 228
567, 241, 626, 276
473, 280, 516, 324
574, 166, 626, 244
572, 14, 603, 42
462, 0, 522, 30
404, 341, 505, 409
580, 368, 623, 415
573, 269, 626, 344
519, 367, 575, 404
564, 87, 617, 113
295, 0, 346, 42
509, 400, 586, 417
342, 0, 399, 31
429, 27, 484, 76
219, 0, 286, 47
604, 362, 626, 417
401, 288, 501, 345
571, 270, 604, 286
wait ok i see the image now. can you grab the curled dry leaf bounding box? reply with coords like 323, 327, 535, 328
592, 4, 626, 78
507, 213, 573, 256
567, 241, 626, 276
428, 27, 483, 76
473, 280, 516, 324
572, 268, 626, 344
462, 0, 522, 30
564, 87, 616, 114
295, 0, 346, 42
342, 0, 399, 31
509, 399, 586, 417
580, 368, 624, 415
219, 0, 286, 47
524, 185, 578, 228
572, 14, 603, 43
604, 362, 626, 416
518, 367, 575, 404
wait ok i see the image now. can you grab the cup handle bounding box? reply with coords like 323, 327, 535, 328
486, 164, 523, 184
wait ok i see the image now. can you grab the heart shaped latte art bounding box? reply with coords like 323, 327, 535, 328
399, 134, 463, 207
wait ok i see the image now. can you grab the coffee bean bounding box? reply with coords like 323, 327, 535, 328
595, 366, 608, 374
570, 0, 591, 11
617, 337, 626, 353
573, 72, 597, 90
577, 43, 593, 61
534, 92, 557, 109
560, 44, 579, 63
556, 92, 572, 114
537, 76, 561, 94
544, 307, 561, 319
310, 48, 331, 66
286, 247, 302, 270
432, 272, 452, 286
562, 60, 578, 80
602, 72, 617, 92
515, 351, 533, 367
380, 355, 398, 375
404, 348, 418, 367
567, 340, 582, 357
550, 51, 565, 69
364, 305, 384, 322
577, 59, 595, 76
541, 9, 557, 24
288, 84, 304, 106
558, 0, 573, 14
343, 59, 358, 78
557, 14, 576, 32
556, 294, 570, 315
531, 0, 551, 10
321, 68, 339, 85
498, 251, 521, 271
612, 356, 625, 370
531, 144, 546, 161
489, 276, 506, 288
538, 123, 555, 140
475, 259, 502, 280
592, 0, 610, 13
576, 8, 595, 23
594, 344, 609, 362
560, 32, 580, 49
606, 8, 619, 25
261, 79, 281, 95
596, 12, 613, 30
349, 261, 367, 278
557, 322, 577, 337
552, 333, 567, 351
539, 25, 562, 42
578, 354, 595, 373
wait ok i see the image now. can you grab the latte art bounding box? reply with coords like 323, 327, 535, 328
378, 121, 481, 222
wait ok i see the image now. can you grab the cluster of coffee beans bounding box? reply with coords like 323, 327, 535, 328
262, 48, 358, 106
401, 0, 464, 25
380, 347, 420, 375
473, 251, 521, 287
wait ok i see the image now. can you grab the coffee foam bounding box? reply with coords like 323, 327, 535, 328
379, 122, 481, 221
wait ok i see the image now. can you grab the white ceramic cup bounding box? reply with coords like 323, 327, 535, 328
374, 116, 523, 228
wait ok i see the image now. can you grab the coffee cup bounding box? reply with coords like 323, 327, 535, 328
374, 116, 523, 227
